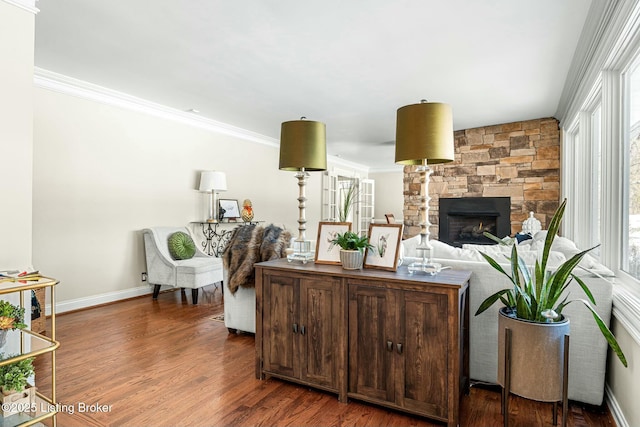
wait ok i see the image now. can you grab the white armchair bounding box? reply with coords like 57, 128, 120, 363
142, 227, 223, 304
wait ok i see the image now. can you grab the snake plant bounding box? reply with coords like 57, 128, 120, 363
475, 199, 627, 367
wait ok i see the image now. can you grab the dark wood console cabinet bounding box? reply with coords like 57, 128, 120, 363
255, 258, 470, 427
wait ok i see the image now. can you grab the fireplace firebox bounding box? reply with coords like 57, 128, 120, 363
439, 197, 510, 247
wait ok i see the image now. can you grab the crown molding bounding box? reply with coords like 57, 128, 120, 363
33, 68, 370, 172
2, 0, 38, 13
369, 165, 404, 174
34, 67, 280, 148
556, 0, 619, 123
556, 0, 640, 124
329, 156, 370, 173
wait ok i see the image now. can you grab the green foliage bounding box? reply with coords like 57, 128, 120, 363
338, 183, 359, 222
0, 300, 26, 330
475, 199, 628, 367
330, 231, 373, 253
0, 354, 34, 393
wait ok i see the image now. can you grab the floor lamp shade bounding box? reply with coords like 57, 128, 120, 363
279, 120, 327, 171
395, 102, 455, 165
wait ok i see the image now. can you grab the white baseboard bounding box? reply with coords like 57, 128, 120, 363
46, 285, 152, 315
606, 383, 628, 427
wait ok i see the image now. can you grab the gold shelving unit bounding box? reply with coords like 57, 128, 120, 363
0, 277, 59, 427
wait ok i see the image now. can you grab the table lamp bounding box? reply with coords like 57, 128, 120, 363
279, 118, 327, 263
198, 170, 227, 223
395, 100, 454, 274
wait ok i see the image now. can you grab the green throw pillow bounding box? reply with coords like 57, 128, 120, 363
168, 231, 196, 260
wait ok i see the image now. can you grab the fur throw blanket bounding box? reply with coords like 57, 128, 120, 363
222, 224, 291, 294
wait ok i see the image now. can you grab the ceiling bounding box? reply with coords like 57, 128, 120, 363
34, 0, 593, 171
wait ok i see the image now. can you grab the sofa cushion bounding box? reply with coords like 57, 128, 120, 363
168, 231, 196, 260
400, 236, 484, 263
531, 231, 614, 276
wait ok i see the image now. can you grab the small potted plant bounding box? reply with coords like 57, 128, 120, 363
330, 231, 373, 270
0, 354, 35, 416
0, 301, 26, 331
0, 300, 26, 349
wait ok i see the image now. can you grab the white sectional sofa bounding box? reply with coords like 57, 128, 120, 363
401, 232, 614, 406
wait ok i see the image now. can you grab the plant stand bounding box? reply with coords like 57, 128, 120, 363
501, 327, 570, 427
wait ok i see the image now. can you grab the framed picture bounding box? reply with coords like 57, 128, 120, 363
219, 199, 240, 219
314, 222, 352, 265
364, 223, 403, 271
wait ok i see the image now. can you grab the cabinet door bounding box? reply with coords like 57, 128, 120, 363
348, 284, 395, 402
396, 290, 449, 418
299, 277, 340, 388
262, 274, 299, 378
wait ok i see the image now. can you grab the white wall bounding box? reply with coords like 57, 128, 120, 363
370, 170, 404, 223
0, 1, 34, 269
32, 84, 360, 310
607, 318, 640, 427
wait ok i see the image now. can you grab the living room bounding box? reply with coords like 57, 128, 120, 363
2, 0, 640, 426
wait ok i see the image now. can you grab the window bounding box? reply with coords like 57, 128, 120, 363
624, 59, 640, 280
561, 97, 602, 257
592, 105, 602, 257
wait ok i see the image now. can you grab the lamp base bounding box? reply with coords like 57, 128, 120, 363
407, 261, 447, 275
287, 240, 314, 264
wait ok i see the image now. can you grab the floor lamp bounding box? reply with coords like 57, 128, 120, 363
198, 170, 227, 223
395, 100, 454, 274
279, 118, 327, 263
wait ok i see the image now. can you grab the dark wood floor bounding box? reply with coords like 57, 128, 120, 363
33, 285, 616, 427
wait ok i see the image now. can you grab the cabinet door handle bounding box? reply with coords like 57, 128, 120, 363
387, 341, 393, 352
396, 343, 403, 354
293, 323, 298, 334
301, 325, 306, 335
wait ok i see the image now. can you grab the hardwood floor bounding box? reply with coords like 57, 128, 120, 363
34, 285, 616, 427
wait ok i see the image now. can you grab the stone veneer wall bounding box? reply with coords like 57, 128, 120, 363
403, 117, 560, 239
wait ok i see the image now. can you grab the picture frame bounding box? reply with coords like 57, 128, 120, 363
314, 222, 352, 265
364, 223, 403, 271
219, 199, 240, 219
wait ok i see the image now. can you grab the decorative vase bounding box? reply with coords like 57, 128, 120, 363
339, 249, 364, 270
497, 307, 570, 402
241, 199, 254, 223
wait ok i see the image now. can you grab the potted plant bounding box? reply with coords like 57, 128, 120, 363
338, 182, 359, 222
475, 199, 627, 406
0, 300, 26, 349
0, 301, 26, 331
0, 354, 35, 416
330, 231, 373, 270
0, 355, 34, 395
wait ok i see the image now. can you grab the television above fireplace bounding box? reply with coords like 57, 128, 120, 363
439, 197, 511, 247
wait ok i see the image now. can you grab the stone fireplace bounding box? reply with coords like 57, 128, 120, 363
438, 197, 511, 246
402, 117, 560, 239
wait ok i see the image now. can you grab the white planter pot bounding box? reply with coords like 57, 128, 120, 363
339, 249, 364, 270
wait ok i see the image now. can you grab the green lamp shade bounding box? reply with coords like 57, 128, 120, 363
395, 102, 455, 165
279, 120, 327, 171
